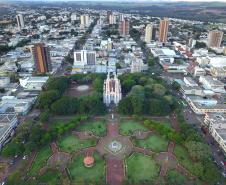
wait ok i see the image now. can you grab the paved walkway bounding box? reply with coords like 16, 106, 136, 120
105, 114, 125, 185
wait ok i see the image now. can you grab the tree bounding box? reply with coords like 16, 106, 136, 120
172, 81, 181, 91
37, 90, 60, 109
40, 111, 50, 122
152, 84, 166, 96
184, 141, 211, 161
121, 79, 136, 94
118, 96, 133, 115
51, 96, 79, 115
166, 170, 186, 185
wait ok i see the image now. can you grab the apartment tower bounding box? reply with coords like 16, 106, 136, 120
159, 18, 169, 43
16, 14, 25, 29
32, 43, 52, 74
145, 24, 153, 43
207, 30, 223, 48
118, 19, 130, 36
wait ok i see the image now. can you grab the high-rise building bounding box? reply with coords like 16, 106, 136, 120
32, 43, 52, 74
71, 13, 77, 21
16, 14, 25, 29
80, 14, 89, 28
119, 14, 124, 22
74, 50, 96, 67
145, 24, 153, 43
107, 11, 112, 21
118, 19, 130, 36
109, 14, 116, 25
159, 18, 169, 43
152, 27, 157, 41
207, 30, 223, 48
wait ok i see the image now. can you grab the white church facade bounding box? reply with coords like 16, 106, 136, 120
103, 73, 122, 106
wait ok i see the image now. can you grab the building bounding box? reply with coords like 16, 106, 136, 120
0, 113, 18, 149
71, 13, 77, 21
207, 30, 223, 48
119, 14, 124, 21
188, 38, 196, 48
0, 77, 10, 88
73, 50, 96, 67
16, 14, 25, 29
32, 43, 52, 74
80, 14, 89, 28
0, 96, 35, 115
199, 76, 225, 93
131, 58, 145, 73
186, 95, 226, 115
203, 113, 226, 153
103, 73, 122, 106
158, 18, 169, 43
145, 24, 153, 43
118, 20, 130, 36
109, 13, 116, 25
19, 76, 49, 91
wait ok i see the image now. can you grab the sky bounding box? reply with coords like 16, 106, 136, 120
48, 0, 226, 1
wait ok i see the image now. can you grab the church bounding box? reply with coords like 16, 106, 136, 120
103, 73, 122, 106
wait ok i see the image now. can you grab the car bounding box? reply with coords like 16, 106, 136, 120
22, 155, 27, 160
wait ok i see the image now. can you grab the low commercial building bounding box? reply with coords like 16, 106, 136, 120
19, 76, 49, 91
0, 96, 35, 115
0, 113, 18, 149
199, 76, 225, 94
203, 113, 226, 153
186, 95, 226, 115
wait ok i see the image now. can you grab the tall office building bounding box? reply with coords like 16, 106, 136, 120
16, 14, 25, 29
32, 43, 52, 74
159, 18, 169, 43
118, 19, 130, 36
207, 30, 223, 48
74, 50, 96, 66
80, 14, 89, 28
145, 24, 153, 43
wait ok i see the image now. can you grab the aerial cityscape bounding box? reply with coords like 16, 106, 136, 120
0, 0, 226, 184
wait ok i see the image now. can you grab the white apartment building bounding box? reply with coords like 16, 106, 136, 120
16, 14, 25, 29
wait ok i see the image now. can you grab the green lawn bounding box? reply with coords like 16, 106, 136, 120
126, 153, 159, 184
68, 152, 105, 184
174, 145, 194, 172
120, 119, 148, 135
77, 120, 107, 136
58, 135, 96, 153
134, 135, 168, 152
37, 169, 62, 185
28, 146, 51, 176
166, 170, 187, 185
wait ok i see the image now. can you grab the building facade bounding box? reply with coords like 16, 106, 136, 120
16, 14, 25, 29
73, 50, 96, 67
118, 20, 130, 36
145, 24, 153, 43
32, 43, 52, 74
207, 30, 223, 48
103, 73, 122, 106
158, 18, 169, 43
